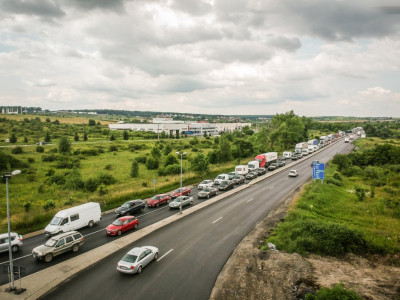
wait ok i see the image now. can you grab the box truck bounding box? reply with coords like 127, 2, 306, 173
45, 202, 101, 237
295, 142, 308, 154
308, 139, 318, 146
235, 165, 249, 175
282, 151, 293, 159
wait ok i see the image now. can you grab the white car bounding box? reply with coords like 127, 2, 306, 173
213, 174, 229, 185
198, 180, 214, 190
168, 196, 194, 209
288, 170, 299, 177
117, 246, 159, 274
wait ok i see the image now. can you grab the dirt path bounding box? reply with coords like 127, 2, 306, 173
210, 186, 400, 300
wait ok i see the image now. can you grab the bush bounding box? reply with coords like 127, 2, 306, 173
24, 202, 31, 213
306, 283, 363, 300
27, 157, 35, 163
130, 160, 139, 178
42, 154, 58, 162
43, 200, 56, 211
104, 164, 113, 170
355, 186, 366, 201
342, 166, 362, 177
45, 169, 55, 177
65, 168, 84, 190
97, 173, 117, 185
326, 177, 343, 186
136, 155, 147, 164
12, 147, 23, 154
158, 164, 181, 176
85, 178, 99, 192
146, 157, 159, 170
332, 172, 342, 181
98, 184, 108, 196
109, 145, 118, 152
36, 146, 44, 153
48, 174, 66, 185
164, 154, 178, 167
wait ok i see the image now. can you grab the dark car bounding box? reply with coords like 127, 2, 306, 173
276, 160, 285, 167
115, 199, 145, 217
231, 175, 245, 185
311, 160, 320, 167
218, 180, 234, 191
197, 187, 218, 199
255, 168, 267, 176
291, 155, 299, 161
268, 163, 279, 171
245, 171, 258, 179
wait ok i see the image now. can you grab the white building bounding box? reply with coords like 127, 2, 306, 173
109, 118, 251, 136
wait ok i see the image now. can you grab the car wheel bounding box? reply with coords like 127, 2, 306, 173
134, 223, 138, 229
207, 195, 210, 199
156, 203, 159, 207
141, 206, 144, 211
137, 265, 142, 274
72, 244, 79, 253
190, 201, 193, 205
88, 220, 94, 228
44, 253, 53, 263
117, 230, 122, 236
11, 245, 18, 253
154, 252, 158, 260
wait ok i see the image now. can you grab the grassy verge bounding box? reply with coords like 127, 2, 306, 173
265, 149, 400, 257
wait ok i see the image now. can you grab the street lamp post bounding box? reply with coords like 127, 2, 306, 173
175, 152, 187, 214
2, 170, 21, 292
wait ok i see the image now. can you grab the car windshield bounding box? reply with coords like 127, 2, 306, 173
216, 175, 224, 179
173, 188, 182, 193
200, 181, 209, 184
45, 238, 57, 247
174, 197, 184, 202
203, 188, 210, 192
49, 216, 63, 226
220, 181, 227, 184
152, 196, 160, 200
122, 254, 138, 263
112, 219, 123, 226
121, 203, 130, 209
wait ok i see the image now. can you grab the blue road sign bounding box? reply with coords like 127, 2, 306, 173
312, 163, 325, 180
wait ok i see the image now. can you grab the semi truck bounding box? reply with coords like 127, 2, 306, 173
308, 139, 318, 146
295, 142, 308, 154
254, 152, 278, 168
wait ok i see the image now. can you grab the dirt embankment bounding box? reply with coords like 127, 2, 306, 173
210, 186, 400, 300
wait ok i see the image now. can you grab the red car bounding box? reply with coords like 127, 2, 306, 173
147, 194, 170, 207
106, 216, 139, 236
170, 187, 191, 199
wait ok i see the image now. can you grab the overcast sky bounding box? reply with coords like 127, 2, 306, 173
1, 0, 400, 117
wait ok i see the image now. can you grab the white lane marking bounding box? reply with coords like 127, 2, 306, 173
157, 249, 173, 262
0, 254, 32, 265
268, 186, 275, 190
212, 217, 223, 224
246, 198, 254, 203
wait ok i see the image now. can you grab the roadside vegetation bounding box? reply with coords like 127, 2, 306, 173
1, 112, 400, 236
266, 138, 400, 259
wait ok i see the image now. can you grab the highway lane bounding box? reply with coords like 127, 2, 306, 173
41, 140, 352, 300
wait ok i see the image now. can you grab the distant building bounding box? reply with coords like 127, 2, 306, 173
109, 118, 251, 136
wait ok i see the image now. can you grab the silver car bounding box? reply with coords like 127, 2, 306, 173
117, 246, 159, 274
0, 232, 23, 253
198, 180, 214, 190
168, 196, 193, 209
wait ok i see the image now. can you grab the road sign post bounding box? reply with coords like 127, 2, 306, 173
312, 163, 325, 183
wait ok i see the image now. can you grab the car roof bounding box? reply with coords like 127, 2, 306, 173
127, 246, 151, 256
117, 216, 136, 220
52, 231, 80, 239
0, 232, 19, 238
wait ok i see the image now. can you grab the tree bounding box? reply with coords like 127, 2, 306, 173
163, 143, 172, 155
44, 131, 51, 142
110, 133, 116, 141
164, 153, 178, 166
146, 157, 159, 170
58, 137, 71, 154
130, 160, 139, 178
191, 152, 209, 174
74, 132, 79, 142
83, 130, 88, 141
151, 146, 161, 158
10, 133, 17, 143
123, 130, 129, 140
218, 135, 232, 162
88, 119, 96, 126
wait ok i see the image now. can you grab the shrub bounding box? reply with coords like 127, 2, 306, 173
48, 174, 66, 185
97, 173, 117, 185
158, 164, 181, 176
85, 178, 99, 192
36, 146, 44, 153
332, 172, 342, 181
342, 166, 362, 177
42, 154, 58, 162
326, 177, 343, 186
45, 169, 55, 177
98, 184, 108, 196
164, 154, 178, 167
130, 160, 139, 178
191, 147, 199, 152
58, 137, 71, 154
65, 168, 84, 190
146, 157, 159, 170
73, 149, 81, 155
104, 164, 113, 170
43, 200, 56, 211
12, 147, 23, 154
355, 186, 366, 201
109, 145, 118, 152
64, 198, 74, 206
136, 155, 147, 164
27, 157, 35, 163
24, 202, 31, 213
305, 283, 363, 300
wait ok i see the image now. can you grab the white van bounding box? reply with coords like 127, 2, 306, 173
235, 165, 249, 175
45, 202, 101, 237
302, 149, 309, 156
214, 174, 229, 185
307, 146, 314, 153
282, 151, 292, 159
247, 160, 260, 171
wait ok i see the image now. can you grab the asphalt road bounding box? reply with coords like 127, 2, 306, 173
39, 140, 352, 300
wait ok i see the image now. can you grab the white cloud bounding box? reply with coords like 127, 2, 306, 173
0, 0, 400, 116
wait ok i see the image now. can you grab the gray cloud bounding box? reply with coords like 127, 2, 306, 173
0, 0, 65, 19
170, 0, 213, 16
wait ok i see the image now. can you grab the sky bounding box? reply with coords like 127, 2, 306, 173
0, 0, 400, 117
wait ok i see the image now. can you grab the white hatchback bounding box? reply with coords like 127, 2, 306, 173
198, 180, 214, 190
288, 170, 299, 177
